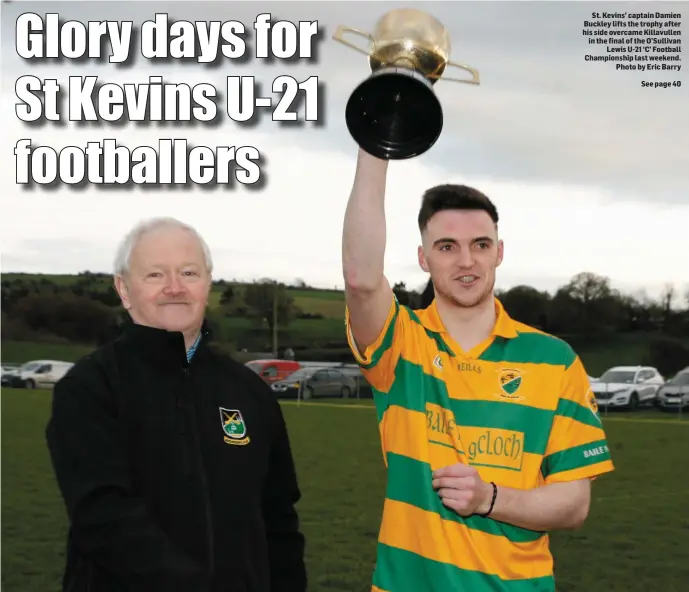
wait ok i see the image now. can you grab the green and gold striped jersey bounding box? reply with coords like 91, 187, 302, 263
345, 296, 614, 592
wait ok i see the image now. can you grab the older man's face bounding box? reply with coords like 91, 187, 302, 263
115, 226, 211, 336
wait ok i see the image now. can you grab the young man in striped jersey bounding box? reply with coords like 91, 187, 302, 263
342, 149, 614, 592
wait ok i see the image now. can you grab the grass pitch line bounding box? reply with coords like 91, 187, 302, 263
279, 400, 688, 425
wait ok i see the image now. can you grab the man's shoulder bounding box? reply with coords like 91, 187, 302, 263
508, 322, 578, 368
52, 341, 123, 407
60, 340, 116, 380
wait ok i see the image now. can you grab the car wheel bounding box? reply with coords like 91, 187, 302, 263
628, 392, 639, 411
24, 379, 35, 389
302, 386, 313, 400
341, 386, 351, 399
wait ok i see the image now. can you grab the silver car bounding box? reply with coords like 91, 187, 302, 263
656, 370, 689, 411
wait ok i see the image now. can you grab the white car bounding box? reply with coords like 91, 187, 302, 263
591, 365, 664, 410
10, 360, 73, 390
655, 369, 689, 411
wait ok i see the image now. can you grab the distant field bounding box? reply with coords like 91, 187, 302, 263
576, 334, 653, 377
1, 341, 95, 364
207, 287, 345, 320
2, 389, 688, 592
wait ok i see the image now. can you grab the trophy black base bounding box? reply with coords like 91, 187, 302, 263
345, 66, 443, 160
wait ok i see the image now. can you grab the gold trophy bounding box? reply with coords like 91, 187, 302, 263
333, 8, 480, 160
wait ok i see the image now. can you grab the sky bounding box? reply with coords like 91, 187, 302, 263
1, 0, 688, 302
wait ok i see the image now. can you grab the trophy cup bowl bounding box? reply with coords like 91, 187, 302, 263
333, 8, 480, 160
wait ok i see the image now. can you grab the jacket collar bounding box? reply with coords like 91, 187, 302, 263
416, 297, 519, 340
119, 318, 214, 368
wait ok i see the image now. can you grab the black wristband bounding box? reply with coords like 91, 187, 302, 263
476, 482, 498, 517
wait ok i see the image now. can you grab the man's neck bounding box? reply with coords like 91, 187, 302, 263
435, 294, 497, 353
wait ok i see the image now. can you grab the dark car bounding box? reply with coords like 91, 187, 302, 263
1, 363, 20, 387
270, 367, 357, 400
656, 369, 689, 411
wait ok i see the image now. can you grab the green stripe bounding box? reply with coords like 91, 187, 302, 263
373, 543, 555, 592
359, 298, 401, 370
555, 398, 602, 428
373, 392, 387, 424
388, 359, 554, 455
541, 439, 611, 477
386, 452, 545, 543
480, 332, 576, 368
407, 308, 456, 356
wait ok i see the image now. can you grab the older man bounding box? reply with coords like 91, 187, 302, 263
46, 217, 307, 592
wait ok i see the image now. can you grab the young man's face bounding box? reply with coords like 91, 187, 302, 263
418, 209, 503, 309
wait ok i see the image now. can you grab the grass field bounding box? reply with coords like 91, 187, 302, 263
2, 388, 688, 592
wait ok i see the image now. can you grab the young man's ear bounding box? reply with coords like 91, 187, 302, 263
418, 246, 430, 272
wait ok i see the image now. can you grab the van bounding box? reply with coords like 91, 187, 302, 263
245, 359, 301, 384
11, 360, 73, 389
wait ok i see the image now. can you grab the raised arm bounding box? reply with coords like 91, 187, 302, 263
342, 149, 394, 349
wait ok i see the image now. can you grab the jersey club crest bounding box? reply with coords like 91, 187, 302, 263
219, 408, 251, 446
497, 368, 524, 400
586, 388, 602, 423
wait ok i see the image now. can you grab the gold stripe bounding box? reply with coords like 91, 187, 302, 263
379, 499, 553, 580
545, 416, 608, 456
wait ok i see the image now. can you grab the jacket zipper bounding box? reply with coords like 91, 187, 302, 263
183, 366, 216, 578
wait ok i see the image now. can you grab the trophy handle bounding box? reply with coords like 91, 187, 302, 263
438, 60, 481, 85
332, 25, 374, 56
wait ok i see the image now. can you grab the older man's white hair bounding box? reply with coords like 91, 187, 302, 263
113, 217, 213, 277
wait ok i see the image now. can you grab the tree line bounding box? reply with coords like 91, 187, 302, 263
2, 271, 688, 375
394, 272, 689, 341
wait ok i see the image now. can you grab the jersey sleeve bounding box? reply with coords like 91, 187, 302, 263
345, 295, 406, 396
541, 355, 615, 484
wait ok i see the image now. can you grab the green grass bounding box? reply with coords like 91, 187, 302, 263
1, 340, 95, 364
217, 316, 345, 344
2, 389, 688, 591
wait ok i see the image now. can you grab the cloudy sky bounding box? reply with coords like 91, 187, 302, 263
1, 0, 688, 301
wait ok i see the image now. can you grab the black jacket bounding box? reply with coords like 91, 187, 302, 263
45, 321, 306, 592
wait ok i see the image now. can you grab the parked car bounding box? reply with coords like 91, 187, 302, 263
1, 363, 21, 387
245, 359, 301, 384
5, 360, 73, 389
655, 369, 689, 411
245, 359, 361, 385
271, 367, 357, 399
590, 365, 664, 410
